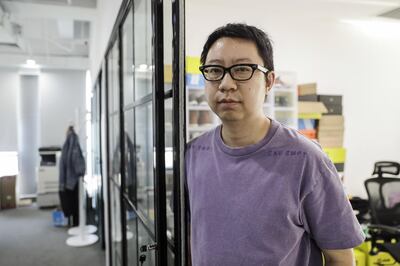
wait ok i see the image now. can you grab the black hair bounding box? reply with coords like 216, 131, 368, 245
200, 23, 274, 71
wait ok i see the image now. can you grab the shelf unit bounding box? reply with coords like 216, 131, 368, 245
265, 71, 298, 129
185, 71, 298, 142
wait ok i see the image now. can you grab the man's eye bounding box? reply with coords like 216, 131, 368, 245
235, 66, 251, 72
207, 68, 222, 74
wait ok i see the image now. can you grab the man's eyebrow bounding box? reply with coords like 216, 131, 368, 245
205, 58, 254, 65
206, 59, 223, 64
234, 58, 253, 63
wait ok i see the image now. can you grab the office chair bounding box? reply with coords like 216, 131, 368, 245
349, 196, 370, 224
372, 161, 400, 177
364, 161, 400, 262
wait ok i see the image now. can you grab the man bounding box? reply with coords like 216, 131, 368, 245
185, 23, 364, 266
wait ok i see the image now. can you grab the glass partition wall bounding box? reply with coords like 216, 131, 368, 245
93, 0, 186, 265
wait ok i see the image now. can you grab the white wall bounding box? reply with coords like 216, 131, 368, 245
186, 0, 400, 197
0, 69, 86, 153
0, 69, 18, 151
90, 0, 123, 79
40, 70, 86, 149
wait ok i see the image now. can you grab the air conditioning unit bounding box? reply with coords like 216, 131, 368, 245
0, 8, 23, 50
379, 7, 400, 20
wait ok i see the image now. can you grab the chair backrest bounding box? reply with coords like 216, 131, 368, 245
364, 177, 400, 226
373, 161, 400, 177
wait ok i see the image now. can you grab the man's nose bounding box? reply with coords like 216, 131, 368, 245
218, 71, 237, 92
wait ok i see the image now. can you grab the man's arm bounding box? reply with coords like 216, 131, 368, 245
322, 248, 355, 266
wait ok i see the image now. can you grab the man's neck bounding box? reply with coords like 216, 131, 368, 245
221, 116, 271, 148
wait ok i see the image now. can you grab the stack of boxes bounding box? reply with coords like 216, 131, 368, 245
297, 83, 346, 174
298, 83, 327, 140
318, 115, 344, 148
317, 95, 346, 173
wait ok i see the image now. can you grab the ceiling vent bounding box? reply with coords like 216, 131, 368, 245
379, 7, 400, 20
0, 12, 23, 49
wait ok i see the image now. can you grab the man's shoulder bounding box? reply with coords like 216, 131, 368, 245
187, 126, 217, 150
273, 122, 328, 159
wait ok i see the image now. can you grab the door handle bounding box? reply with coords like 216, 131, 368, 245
140, 243, 158, 252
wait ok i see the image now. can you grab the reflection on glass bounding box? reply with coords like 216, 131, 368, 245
123, 9, 134, 105
108, 49, 114, 114
124, 109, 136, 203
111, 115, 121, 185
165, 98, 174, 243
134, 0, 153, 100
163, 0, 176, 260
125, 201, 138, 266
167, 247, 175, 266
110, 184, 123, 266
138, 221, 156, 266
112, 40, 120, 112
108, 116, 114, 177
135, 103, 154, 224
163, 0, 173, 92
91, 85, 101, 227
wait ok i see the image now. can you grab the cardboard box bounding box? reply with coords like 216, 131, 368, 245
0, 175, 17, 210
318, 136, 344, 148
299, 129, 317, 139
323, 148, 346, 163
324, 104, 343, 115
298, 83, 317, 96
334, 163, 345, 172
298, 119, 317, 130
319, 115, 344, 127
319, 116, 345, 131
318, 129, 344, 139
298, 113, 323, 120
298, 94, 318, 102
318, 95, 342, 105
298, 101, 328, 114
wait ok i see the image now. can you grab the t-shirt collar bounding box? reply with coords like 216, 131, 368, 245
215, 118, 279, 156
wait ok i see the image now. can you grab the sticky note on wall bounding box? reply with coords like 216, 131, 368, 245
186, 56, 201, 74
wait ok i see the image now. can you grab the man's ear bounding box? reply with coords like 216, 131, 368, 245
265, 71, 275, 94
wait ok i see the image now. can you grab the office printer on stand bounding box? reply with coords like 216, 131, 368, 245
37, 146, 61, 208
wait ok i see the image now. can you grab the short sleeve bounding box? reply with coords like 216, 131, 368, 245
301, 157, 365, 249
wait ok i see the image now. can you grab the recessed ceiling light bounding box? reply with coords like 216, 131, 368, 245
26, 59, 37, 67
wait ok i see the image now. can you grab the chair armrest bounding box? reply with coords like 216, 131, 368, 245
369, 224, 400, 235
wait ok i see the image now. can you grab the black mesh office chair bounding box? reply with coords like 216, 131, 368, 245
364, 161, 400, 262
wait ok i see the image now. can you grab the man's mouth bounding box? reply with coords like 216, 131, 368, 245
218, 99, 240, 103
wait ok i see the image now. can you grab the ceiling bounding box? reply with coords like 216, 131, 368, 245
0, 0, 96, 69
0, 0, 399, 70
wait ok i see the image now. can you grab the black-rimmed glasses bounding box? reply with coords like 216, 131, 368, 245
199, 64, 269, 81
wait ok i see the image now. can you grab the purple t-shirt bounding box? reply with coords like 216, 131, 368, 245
185, 119, 364, 266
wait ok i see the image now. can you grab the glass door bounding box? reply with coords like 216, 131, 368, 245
102, 0, 186, 265
121, 1, 158, 265
107, 35, 124, 266
91, 74, 106, 249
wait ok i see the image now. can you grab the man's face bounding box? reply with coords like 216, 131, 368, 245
204, 37, 271, 123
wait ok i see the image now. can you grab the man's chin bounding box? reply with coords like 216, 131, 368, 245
218, 113, 243, 123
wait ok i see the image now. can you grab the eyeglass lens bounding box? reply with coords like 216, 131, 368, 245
203, 65, 254, 81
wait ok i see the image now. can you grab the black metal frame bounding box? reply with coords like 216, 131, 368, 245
92, 0, 187, 264
117, 15, 128, 266
172, 0, 187, 265
103, 57, 113, 266
152, 0, 168, 264
93, 70, 106, 250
